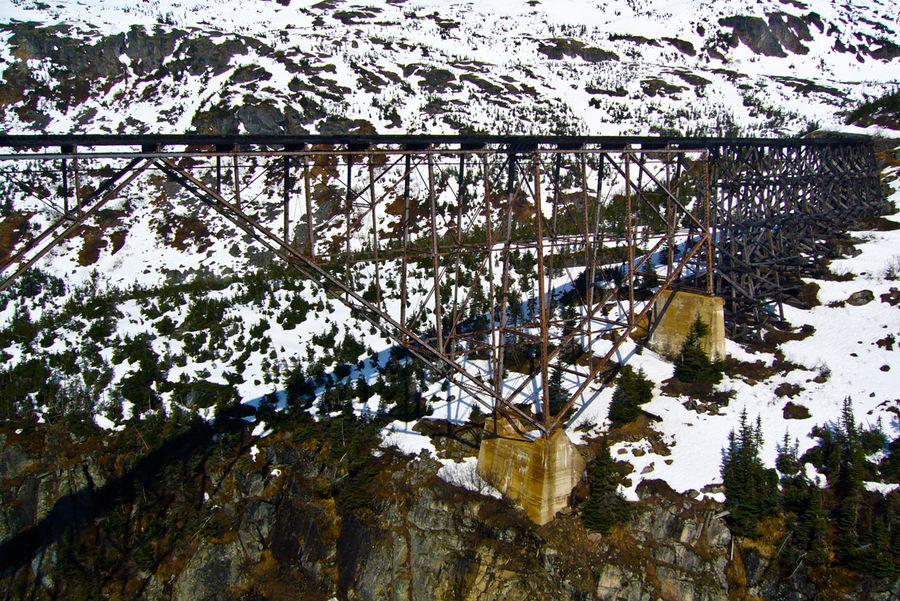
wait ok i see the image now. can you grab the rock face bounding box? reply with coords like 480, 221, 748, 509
719, 12, 816, 57
0, 422, 896, 600
592, 479, 734, 601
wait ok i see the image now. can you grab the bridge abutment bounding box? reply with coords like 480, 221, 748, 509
477, 418, 585, 525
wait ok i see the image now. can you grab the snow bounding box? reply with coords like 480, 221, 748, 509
1, 0, 898, 137
379, 420, 437, 456
251, 421, 271, 437
93, 413, 123, 431
437, 457, 503, 499
610, 208, 900, 498
864, 481, 900, 495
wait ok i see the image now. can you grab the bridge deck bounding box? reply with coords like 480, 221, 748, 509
0, 133, 875, 154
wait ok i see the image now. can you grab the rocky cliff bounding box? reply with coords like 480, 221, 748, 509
2, 413, 897, 601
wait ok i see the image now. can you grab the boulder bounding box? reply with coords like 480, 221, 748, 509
847, 289, 875, 305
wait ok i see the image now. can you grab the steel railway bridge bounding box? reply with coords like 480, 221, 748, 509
0, 134, 886, 436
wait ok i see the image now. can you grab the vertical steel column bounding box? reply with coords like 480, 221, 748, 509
590, 153, 605, 347
549, 153, 561, 320
482, 152, 498, 426
345, 154, 353, 297
283, 156, 290, 246
451, 153, 465, 359
533, 155, 551, 428
232, 153, 241, 210
303, 154, 314, 258
428, 152, 444, 354
60, 155, 69, 214
495, 152, 516, 398
666, 152, 674, 281
72, 146, 82, 212
216, 155, 222, 196
368, 154, 382, 308
400, 153, 411, 341
625, 151, 634, 325
704, 149, 713, 295
580, 152, 594, 352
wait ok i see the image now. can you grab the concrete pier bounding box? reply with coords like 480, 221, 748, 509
477, 418, 585, 525
645, 290, 726, 359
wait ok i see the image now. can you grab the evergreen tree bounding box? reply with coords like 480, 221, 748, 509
882, 434, 900, 485
285, 361, 315, 411
581, 440, 630, 533
867, 515, 895, 578
547, 366, 565, 417
720, 409, 779, 536
674, 316, 722, 384
607, 366, 653, 428
805, 484, 830, 566
776, 432, 808, 513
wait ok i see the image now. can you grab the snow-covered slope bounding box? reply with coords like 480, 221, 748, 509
1, 0, 899, 136
1, 0, 899, 499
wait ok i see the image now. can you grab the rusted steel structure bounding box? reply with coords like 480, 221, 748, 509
0, 134, 884, 435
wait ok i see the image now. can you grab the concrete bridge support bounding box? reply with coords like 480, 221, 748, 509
646, 290, 726, 360
477, 419, 586, 525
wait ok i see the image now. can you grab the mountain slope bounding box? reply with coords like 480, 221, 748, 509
1, 0, 899, 137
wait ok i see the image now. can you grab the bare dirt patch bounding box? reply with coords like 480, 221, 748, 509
0, 212, 30, 262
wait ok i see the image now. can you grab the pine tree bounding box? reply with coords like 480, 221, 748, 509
866, 515, 895, 578
582, 440, 630, 533
547, 366, 565, 417
805, 485, 830, 566
721, 409, 779, 537
285, 361, 315, 411
607, 366, 653, 428
776, 432, 808, 513
674, 316, 722, 384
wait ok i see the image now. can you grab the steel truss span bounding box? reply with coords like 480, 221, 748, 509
0, 135, 884, 435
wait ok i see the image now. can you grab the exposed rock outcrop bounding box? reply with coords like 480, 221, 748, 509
2, 420, 899, 600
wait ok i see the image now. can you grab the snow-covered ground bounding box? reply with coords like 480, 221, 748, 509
1, 0, 899, 502
1, 0, 898, 137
